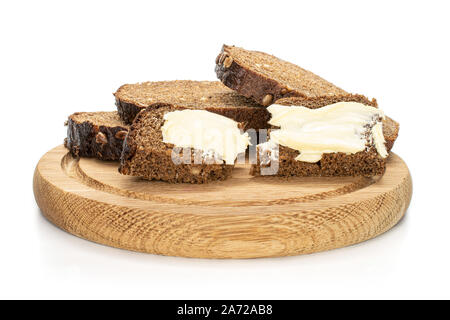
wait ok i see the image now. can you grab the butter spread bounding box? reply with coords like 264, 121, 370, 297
161, 110, 250, 165
371, 122, 388, 158
267, 102, 387, 163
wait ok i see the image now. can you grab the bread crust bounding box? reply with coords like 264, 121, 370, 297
64, 112, 128, 160
382, 116, 400, 152
115, 97, 143, 124
274, 95, 378, 108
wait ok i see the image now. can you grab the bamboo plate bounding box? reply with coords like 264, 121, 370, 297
33, 145, 412, 258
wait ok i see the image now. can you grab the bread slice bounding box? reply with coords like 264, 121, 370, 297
250, 98, 399, 177
215, 45, 376, 107
64, 112, 129, 160
114, 80, 270, 130
119, 104, 239, 184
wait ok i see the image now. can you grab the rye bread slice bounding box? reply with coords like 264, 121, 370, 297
215, 45, 376, 107
114, 80, 270, 130
119, 104, 234, 184
250, 97, 400, 177
64, 112, 129, 160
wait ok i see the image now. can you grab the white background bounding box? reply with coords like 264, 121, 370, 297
1, 0, 449, 299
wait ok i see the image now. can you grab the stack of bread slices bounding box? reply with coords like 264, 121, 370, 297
65, 45, 399, 183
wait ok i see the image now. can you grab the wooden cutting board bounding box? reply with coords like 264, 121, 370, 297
33, 145, 412, 259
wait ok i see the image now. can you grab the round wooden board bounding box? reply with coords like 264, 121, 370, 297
33, 145, 412, 259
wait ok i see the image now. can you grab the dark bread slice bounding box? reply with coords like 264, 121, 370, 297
119, 104, 234, 184
215, 45, 375, 107
250, 98, 400, 177
64, 112, 129, 160
114, 80, 270, 130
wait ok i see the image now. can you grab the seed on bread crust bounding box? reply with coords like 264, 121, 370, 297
223, 56, 233, 68
95, 132, 108, 144
262, 94, 273, 106
115, 130, 128, 140
218, 53, 226, 64
280, 88, 289, 95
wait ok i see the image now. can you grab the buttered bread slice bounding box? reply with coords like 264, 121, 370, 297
119, 104, 249, 183
251, 97, 399, 177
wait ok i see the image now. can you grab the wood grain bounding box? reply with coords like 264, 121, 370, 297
33, 145, 412, 259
